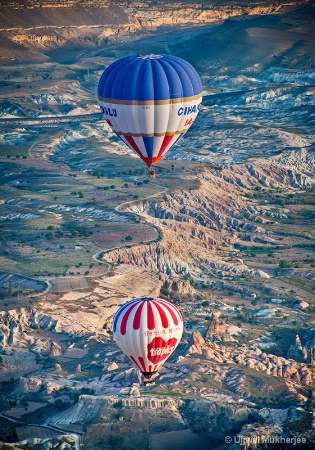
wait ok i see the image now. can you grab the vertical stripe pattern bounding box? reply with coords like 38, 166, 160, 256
98, 54, 203, 168
113, 297, 183, 376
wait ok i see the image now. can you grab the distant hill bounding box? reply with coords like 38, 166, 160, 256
0, 0, 310, 63
172, 7, 315, 74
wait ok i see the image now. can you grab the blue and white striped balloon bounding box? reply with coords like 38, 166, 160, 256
98, 54, 202, 168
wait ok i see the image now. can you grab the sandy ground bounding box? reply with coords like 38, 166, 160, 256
38, 265, 162, 334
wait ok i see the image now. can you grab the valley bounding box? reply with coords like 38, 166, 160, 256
0, 1, 315, 449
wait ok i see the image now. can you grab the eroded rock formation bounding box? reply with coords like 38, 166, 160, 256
105, 161, 314, 279
0, 308, 58, 351
206, 313, 232, 342
287, 335, 308, 363
187, 331, 314, 386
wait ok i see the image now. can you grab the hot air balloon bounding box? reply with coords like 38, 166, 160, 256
98, 54, 202, 177
113, 297, 183, 385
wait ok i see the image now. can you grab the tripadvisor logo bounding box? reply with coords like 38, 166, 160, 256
149, 345, 175, 357
147, 337, 178, 364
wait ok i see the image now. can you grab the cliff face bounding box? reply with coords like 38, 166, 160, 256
186, 399, 256, 433
0, 0, 308, 61
126, 0, 296, 30
48, 393, 183, 426
47, 392, 257, 436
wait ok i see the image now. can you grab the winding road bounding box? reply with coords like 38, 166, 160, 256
92, 178, 168, 268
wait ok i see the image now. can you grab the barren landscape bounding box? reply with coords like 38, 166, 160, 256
0, 0, 315, 449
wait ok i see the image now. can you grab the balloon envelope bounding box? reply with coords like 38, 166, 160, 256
113, 297, 183, 378
98, 54, 202, 168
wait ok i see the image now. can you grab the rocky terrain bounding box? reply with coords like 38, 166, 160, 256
105, 156, 315, 279
0, 0, 315, 449
0, 149, 315, 448
0, 0, 309, 63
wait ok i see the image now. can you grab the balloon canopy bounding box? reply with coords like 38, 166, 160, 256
113, 297, 183, 381
98, 54, 202, 168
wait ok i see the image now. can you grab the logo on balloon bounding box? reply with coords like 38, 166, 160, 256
147, 337, 177, 364
177, 103, 201, 116
137, 54, 163, 60
100, 105, 117, 117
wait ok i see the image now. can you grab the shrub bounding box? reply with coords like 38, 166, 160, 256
113, 400, 123, 408
279, 259, 291, 268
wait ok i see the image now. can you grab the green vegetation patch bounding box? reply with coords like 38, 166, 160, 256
279, 275, 315, 296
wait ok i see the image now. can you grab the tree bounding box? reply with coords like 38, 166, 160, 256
125, 235, 133, 241
113, 400, 123, 408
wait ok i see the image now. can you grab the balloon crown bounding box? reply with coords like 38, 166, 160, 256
137, 54, 163, 59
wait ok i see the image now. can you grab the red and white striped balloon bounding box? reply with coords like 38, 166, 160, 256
113, 297, 183, 378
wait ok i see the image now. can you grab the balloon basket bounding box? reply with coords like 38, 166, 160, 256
143, 379, 156, 386
142, 370, 157, 386
149, 169, 156, 179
